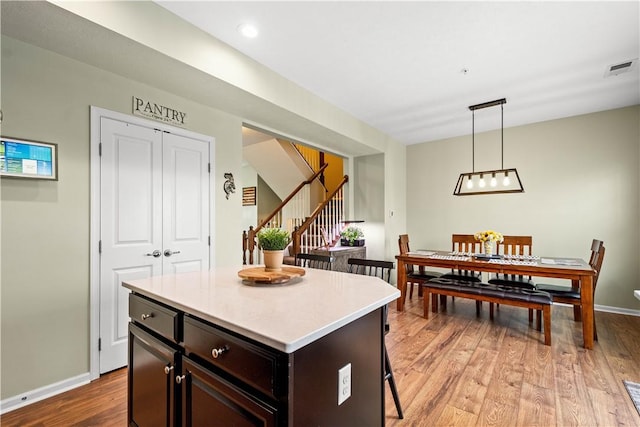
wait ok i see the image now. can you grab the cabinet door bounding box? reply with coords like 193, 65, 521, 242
129, 323, 179, 427
180, 357, 278, 427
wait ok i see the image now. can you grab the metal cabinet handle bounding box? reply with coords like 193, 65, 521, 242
145, 250, 161, 258
141, 313, 153, 321
175, 375, 186, 384
164, 365, 174, 375
211, 345, 229, 359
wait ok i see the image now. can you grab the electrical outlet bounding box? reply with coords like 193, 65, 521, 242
338, 363, 351, 405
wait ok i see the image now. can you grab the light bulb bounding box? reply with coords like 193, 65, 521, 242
490, 173, 497, 187
466, 175, 473, 189
478, 174, 485, 188
503, 171, 510, 186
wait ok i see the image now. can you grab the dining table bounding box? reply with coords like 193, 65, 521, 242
395, 250, 597, 349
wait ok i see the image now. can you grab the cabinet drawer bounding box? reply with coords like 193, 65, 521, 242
130, 293, 181, 343
181, 356, 277, 427
183, 315, 283, 399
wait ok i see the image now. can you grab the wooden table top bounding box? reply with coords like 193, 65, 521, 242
396, 250, 594, 277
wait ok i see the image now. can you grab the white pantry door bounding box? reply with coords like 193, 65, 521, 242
162, 132, 210, 274
99, 117, 210, 373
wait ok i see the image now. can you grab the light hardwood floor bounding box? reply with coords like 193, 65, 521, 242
2, 298, 639, 426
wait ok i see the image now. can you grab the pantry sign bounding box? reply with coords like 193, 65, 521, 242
132, 96, 186, 127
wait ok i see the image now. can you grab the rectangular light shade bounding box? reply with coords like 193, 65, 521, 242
453, 168, 524, 196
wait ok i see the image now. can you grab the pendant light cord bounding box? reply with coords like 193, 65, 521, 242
501, 103, 504, 170
472, 110, 475, 173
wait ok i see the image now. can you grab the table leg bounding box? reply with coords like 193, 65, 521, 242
571, 279, 582, 321
581, 275, 594, 349
396, 261, 407, 312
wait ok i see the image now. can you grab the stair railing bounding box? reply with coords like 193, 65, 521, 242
242, 164, 328, 265
292, 175, 349, 256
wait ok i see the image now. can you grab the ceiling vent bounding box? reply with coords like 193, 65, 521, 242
604, 59, 637, 77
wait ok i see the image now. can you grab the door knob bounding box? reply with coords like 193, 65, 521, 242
164, 249, 181, 257
145, 250, 161, 258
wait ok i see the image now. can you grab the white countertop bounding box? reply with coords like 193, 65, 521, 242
122, 266, 400, 353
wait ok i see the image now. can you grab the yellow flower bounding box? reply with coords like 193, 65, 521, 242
474, 230, 503, 243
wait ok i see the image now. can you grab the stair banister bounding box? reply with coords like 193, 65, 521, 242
244, 163, 329, 264
292, 175, 349, 256
254, 163, 328, 234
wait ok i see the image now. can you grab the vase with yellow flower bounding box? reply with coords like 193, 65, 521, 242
474, 230, 504, 256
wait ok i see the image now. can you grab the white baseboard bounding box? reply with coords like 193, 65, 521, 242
594, 304, 640, 317
0, 372, 90, 415
552, 302, 640, 317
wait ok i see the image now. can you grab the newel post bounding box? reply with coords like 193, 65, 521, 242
247, 226, 256, 265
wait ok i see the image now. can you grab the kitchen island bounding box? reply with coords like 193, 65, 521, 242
123, 266, 399, 427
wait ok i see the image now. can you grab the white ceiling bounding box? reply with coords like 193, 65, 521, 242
157, 1, 639, 145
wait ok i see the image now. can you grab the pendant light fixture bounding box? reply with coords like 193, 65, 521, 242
453, 98, 524, 196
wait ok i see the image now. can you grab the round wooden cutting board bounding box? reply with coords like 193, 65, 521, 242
238, 266, 306, 284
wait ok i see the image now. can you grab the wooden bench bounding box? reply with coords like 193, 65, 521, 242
423, 278, 553, 345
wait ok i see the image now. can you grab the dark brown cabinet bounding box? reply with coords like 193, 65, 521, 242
128, 323, 180, 427
182, 315, 288, 401
128, 292, 385, 426
180, 356, 278, 427
129, 293, 281, 427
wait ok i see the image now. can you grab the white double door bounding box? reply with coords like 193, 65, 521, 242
99, 117, 210, 373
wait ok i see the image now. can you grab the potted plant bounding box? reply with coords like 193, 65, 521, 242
340, 226, 365, 246
257, 228, 291, 271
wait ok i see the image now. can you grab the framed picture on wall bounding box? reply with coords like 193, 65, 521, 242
0, 136, 58, 181
242, 186, 256, 206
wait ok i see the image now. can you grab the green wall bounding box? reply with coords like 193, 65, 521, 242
0, 36, 244, 399
354, 154, 386, 261
406, 106, 640, 310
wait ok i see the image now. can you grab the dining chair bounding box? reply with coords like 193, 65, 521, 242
487, 235, 536, 322
346, 258, 403, 419
436, 234, 485, 312
439, 234, 483, 282
488, 235, 535, 289
398, 234, 442, 299
536, 239, 605, 340
295, 253, 335, 270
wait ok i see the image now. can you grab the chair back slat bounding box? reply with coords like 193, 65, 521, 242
398, 234, 411, 255
295, 253, 335, 270
450, 234, 482, 277
346, 258, 394, 332
452, 234, 482, 253
347, 258, 394, 284
496, 235, 533, 257
494, 235, 534, 282
398, 234, 416, 274
590, 240, 605, 289
589, 239, 603, 267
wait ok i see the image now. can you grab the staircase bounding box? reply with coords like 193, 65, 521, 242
292, 176, 348, 256
242, 139, 350, 265
242, 171, 349, 265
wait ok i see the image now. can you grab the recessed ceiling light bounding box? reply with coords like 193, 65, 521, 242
237, 23, 258, 38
